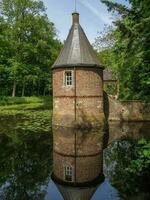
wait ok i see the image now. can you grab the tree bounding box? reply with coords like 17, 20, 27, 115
96, 0, 150, 100
0, 0, 62, 96
104, 138, 150, 199
0, 16, 12, 95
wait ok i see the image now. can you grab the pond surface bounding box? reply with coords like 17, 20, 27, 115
0, 118, 150, 200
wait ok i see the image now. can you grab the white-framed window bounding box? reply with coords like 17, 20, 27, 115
64, 165, 73, 182
64, 71, 73, 86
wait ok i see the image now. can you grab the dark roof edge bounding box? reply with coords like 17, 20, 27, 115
51, 173, 104, 187
52, 63, 105, 70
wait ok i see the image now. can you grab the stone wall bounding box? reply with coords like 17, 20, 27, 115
108, 96, 150, 121
106, 122, 150, 146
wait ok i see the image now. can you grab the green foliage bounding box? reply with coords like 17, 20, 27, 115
104, 138, 150, 199
0, 96, 51, 106
127, 138, 150, 175
0, 0, 62, 97
96, 0, 150, 100
0, 97, 52, 132
104, 83, 117, 95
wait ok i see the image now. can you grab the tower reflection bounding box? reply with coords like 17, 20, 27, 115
51, 126, 106, 199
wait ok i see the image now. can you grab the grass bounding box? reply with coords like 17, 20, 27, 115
0, 96, 52, 133
0, 96, 52, 106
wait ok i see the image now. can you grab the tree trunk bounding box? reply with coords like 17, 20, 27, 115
12, 80, 16, 97
43, 87, 46, 96
37, 81, 40, 96
22, 82, 25, 97
31, 81, 34, 96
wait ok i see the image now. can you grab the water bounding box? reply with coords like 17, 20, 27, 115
0, 120, 149, 200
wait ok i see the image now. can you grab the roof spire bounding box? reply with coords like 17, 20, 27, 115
72, 0, 79, 24
75, 0, 77, 12
52, 14, 102, 69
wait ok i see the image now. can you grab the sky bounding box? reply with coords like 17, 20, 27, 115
43, 0, 127, 43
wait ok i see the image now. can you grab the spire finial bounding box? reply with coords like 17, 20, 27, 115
75, 0, 77, 12
72, 0, 79, 24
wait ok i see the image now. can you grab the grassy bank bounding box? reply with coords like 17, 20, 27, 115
0, 96, 52, 106
0, 96, 52, 133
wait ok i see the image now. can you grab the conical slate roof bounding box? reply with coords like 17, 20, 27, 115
52, 13, 103, 69
56, 184, 98, 200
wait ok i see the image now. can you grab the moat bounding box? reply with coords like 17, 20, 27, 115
0, 119, 149, 200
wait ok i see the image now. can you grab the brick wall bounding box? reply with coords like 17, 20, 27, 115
53, 153, 103, 183
53, 126, 104, 184
52, 67, 104, 127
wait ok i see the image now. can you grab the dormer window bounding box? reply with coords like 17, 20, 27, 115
64, 71, 73, 86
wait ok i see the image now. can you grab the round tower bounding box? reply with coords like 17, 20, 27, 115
52, 13, 104, 127
52, 126, 104, 185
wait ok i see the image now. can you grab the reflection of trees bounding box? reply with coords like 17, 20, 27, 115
104, 138, 150, 200
0, 130, 52, 200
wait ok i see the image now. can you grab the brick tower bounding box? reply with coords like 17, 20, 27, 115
51, 126, 105, 199
52, 127, 104, 185
52, 13, 104, 127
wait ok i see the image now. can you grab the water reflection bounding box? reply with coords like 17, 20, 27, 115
0, 130, 52, 200
49, 122, 150, 200
108, 122, 150, 143
0, 121, 149, 199
51, 126, 105, 199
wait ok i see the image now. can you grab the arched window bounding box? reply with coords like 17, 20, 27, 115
64, 165, 73, 182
